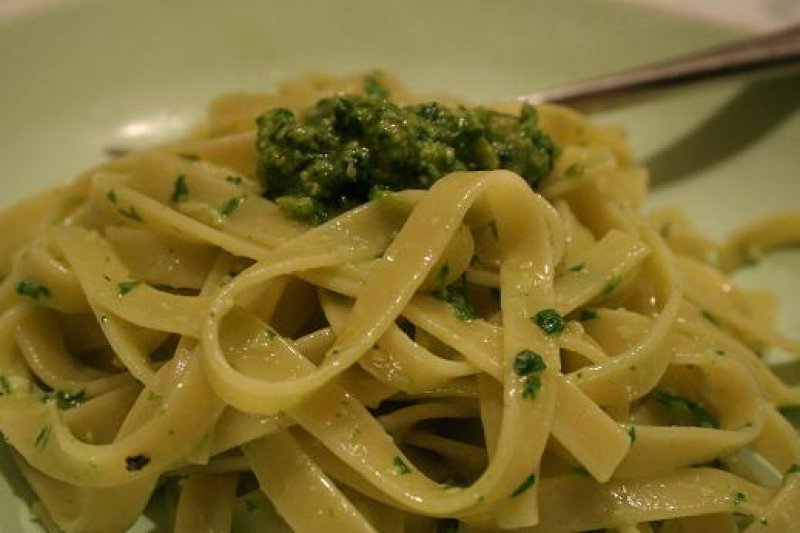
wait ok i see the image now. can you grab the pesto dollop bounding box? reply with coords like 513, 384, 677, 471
256, 79, 558, 223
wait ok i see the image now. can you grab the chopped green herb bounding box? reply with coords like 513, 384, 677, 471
116, 281, 142, 296
533, 308, 565, 334
0, 376, 10, 395
217, 195, 245, 218
652, 390, 719, 429
627, 425, 637, 443
125, 454, 151, 471
392, 456, 412, 475
579, 309, 598, 321
521, 375, 542, 400
602, 273, 623, 295
106, 188, 117, 203
225, 175, 243, 185
35, 425, 51, 449
55, 390, 86, 410
567, 262, 585, 272
433, 274, 477, 321
178, 152, 200, 161
513, 350, 546, 376
17, 279, 51, 300
118, 205, 143, 222
731, 491, 747, 506
786, 464, 800, 478
564, 162, 585, 178
510, 473, 536, 497
171, 174, 189, 203
263, 326, 276, 340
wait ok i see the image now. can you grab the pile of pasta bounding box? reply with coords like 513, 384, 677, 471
0, 74, 798, 533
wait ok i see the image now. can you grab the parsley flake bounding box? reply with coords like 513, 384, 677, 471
17, 279, 51, 300
627, 425, 637, 443
652, 390, 719, 429
533, 308, 565, 334
392, 456, 411, 475
602, 273, 623, 295
521, 375, 542, 400
171, 174, 189, 203
510, 473, 536, 497
513, 350, 546, 376
35, 425, 51, 449
217, 195, 245, 218
116, 281, 142, 296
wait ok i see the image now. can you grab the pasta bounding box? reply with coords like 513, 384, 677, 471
0, 73, 798, 533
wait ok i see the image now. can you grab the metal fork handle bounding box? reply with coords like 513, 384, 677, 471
519, 24, 800, 107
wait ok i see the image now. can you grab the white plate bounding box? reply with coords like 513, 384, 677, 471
0, 0, 798, 530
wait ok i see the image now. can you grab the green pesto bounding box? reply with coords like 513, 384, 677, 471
652, 390, 719, 429
256, 78, 557, 223
521, 375, 542, 400
392, 456, 412, 475
533, 308, 565, 335
171, 174, 189, 203
17, 279, 51, 300
510, 473, 536, 497
116, 280, 142, 296
513, 350, 546, 376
